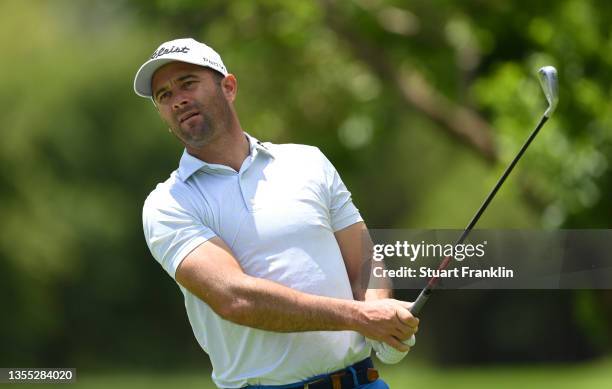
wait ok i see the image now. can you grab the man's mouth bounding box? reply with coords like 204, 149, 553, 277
179, 111, 200, 124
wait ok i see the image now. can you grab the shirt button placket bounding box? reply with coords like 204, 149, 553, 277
238, 171, 253, 212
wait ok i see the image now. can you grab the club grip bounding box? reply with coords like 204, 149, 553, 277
410, 288, 431, 315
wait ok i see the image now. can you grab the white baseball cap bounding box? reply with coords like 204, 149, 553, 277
133, 37, 228, 98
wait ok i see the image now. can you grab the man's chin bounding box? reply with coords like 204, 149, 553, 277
178, 121, 220, 148
180, 126, 209, 142
183, 133, 213, 149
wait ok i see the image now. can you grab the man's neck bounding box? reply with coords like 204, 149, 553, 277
186, 127, 250, 172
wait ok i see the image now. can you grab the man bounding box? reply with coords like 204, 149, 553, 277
134, 38, 418, 388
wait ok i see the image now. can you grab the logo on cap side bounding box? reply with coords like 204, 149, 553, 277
202, 57, 226, 72
150, 45, 190, 59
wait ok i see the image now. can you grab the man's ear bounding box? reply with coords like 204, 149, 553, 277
221, 74, 238, 102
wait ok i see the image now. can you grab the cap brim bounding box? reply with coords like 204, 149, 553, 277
133, 56, 214, 98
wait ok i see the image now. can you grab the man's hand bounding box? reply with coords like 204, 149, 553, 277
353, 298, 419, 352
364, 300, 419, 364
369, 335, 416, 364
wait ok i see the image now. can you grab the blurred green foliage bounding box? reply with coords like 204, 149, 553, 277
1, 0, 611, 372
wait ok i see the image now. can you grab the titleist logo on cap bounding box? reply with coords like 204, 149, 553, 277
150, 45, 190, 59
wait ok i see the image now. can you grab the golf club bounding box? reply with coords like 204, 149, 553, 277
373, 66, 558, 364
409, 66, 559, 315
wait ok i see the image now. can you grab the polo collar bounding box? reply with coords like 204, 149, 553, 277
177, 132, 273, 182
246, 132, 275, 160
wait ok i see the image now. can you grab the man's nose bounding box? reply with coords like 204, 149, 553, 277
171, 92, 189, 110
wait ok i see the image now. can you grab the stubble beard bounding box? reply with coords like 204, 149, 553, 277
174, 91, 233, 149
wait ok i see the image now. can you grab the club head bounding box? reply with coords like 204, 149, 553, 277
537, 66, 559, 118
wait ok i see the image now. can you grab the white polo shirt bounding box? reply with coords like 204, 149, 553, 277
142, 133, 370, 388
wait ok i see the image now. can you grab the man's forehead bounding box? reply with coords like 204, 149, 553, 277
152, 62, 208, 89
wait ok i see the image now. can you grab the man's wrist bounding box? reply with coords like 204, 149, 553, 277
344, 300, 366, 333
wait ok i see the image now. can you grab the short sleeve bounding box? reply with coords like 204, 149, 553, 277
142, 191, 217, 279
319, 150, 364, 231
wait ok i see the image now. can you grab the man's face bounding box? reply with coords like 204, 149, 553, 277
151, 62, 232, 148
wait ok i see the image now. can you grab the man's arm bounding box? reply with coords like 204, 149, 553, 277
334, 221, 392, 302
176, 236, 415, 351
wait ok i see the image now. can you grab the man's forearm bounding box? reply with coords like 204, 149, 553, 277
361, 260, 393, 301
185, 264, 414, 348
358, 259, 393, 301
335, 222, 393, 302
215, 273, 415, 350
218, 273, 363, 333
176, 237, 410, 342
365, 287, 392, 301
350, 259, 392, 301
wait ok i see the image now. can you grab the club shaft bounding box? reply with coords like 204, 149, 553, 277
410, 114, 549, 315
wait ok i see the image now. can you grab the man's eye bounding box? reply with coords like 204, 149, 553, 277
183, 80, 196, 88
158, 91, 170, 102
